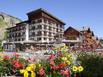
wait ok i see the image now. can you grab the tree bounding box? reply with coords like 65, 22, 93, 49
78, 52, 103, 77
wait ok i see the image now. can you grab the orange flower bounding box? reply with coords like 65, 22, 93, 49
50, 60, 55, 66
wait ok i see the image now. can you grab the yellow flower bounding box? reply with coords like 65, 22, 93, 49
72, 65, 78, 72
67, 54, 72, 58
38, 64, 41, 67
66, 60, 71, 65
26, 67, 32, 71
20, 69, 29, 77
20, 69, 26, 74
24, 71, 29, 77
0, 58, 3, 61
61, 57, 67, 61
64, 45, 68, 49
20, 64, 36, 77
0, 53, 4, 57
78, 66, 84, 72
31, 71, 36, 77
28, 64, 36, 69
71, 57, 76, 61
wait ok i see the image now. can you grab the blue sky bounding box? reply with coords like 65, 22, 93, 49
0, 0, 103, 38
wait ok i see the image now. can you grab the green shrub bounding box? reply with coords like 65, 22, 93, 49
78, 52, 103, 77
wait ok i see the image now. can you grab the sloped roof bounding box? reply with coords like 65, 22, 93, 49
27, 8, 65, 25
64, 26, 82, 34
64, 26, 95, 36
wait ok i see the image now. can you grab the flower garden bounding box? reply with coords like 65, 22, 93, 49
0, 45, 84, 77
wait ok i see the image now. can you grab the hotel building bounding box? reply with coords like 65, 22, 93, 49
4, 8, 65, 51
63, 26, 100, 50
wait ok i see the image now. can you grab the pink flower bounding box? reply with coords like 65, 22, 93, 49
61, 70, 70, 77
48, 54, 55, 60
3, 56, 10, 60
38, 68, 45, 76
27, 58, 35, 63
12, 52, 20, 58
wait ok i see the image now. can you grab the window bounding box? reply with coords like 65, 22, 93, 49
48, 20, 52, 25
44, 18, 47, 23
37, 19, 42, 23
32, 26, 35, 30
66, 36, 77, 40
22, 38, 24, 41
32, 32, 35, 36
18, 39, 20, 41
20, 26, 23, 30
31, 20, 36, 24
49, 26, 51, 30
60, 34, 63, 38
30, 38, 34, 40
15, 39, 17, 41
53, 28, 55, 31
29, 32, 32, 36
18, 33, 21, 36
37, 38, 41, 41
37, 31, 42, 36
44, 38, 47, 40
37, 25, 42, 29
49, 38, 52, 41
49, 32, 51, 37
22, 32, 25, 35
60, 29, 62, 32
44, 31, 47, 36
44, 25, 47, 29
60, 25, 63, 28
56, 29, 58, 32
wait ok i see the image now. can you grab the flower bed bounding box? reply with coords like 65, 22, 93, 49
0, 45, 83, 77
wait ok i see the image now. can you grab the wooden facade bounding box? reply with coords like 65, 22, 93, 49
64, 26, 100, 51
64, 27, 82, 40
63, 27, 82, 47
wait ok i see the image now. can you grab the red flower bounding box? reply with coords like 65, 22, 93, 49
51, 65, 59, 70
61, 70, 70, 77
12, 60, 23, 69
59, 62, 66, 69
38, 67, 45, 76
55, 65, 59, 70
51, 65, 55, 70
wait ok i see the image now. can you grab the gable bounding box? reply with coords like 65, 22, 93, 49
64, 27, 81, 37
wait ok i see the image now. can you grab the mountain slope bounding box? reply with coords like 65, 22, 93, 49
0, 12, 22, 40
